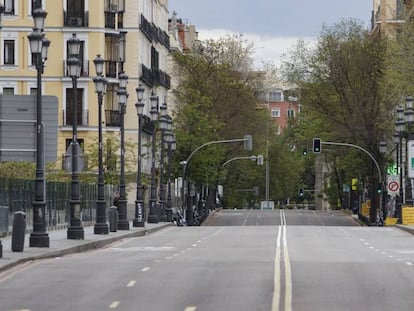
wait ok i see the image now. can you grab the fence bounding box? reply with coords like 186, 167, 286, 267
0, 177, 114, 235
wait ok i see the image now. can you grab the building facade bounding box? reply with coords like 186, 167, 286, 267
263, 88, 299, 135
0, 0, 171, 175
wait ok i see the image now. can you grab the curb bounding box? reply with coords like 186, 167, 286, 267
395, 224, 414, 235
0, 223, 171, 273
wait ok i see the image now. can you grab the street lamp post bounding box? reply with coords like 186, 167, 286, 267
148, 92, 159, 223
166, 128, 176, 222
28, 7, 50, 247
0, 1, 3, 257
93, 54, 109, 234
158, 101, 168, 221
117, 72, 130, 230
133, 84, 145, 227
67, 33, 84, 240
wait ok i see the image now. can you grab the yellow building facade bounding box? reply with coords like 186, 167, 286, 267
0, 0, 171, 174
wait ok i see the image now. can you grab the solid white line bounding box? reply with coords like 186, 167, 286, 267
271, 225, 282, 311
283, 223, 292, 311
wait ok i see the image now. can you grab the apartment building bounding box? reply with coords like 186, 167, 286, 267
263, 88, 299, 135
371, 0, 408, 36
0, 0, 170, 175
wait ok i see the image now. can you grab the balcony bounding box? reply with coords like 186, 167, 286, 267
63, 60, 90, 77
155, 70, 171, 89
142, 115, 155, 135
105, 110, 120, 127
63, 11, 89, 27
105, 61, 121, 78
62, 109, 89, 127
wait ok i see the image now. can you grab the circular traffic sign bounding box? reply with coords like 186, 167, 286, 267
388, 181, 399, 193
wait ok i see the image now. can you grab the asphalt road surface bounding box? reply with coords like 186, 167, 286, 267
0, 209, 413, 311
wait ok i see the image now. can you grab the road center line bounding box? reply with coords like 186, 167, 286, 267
272, 210, 293, 311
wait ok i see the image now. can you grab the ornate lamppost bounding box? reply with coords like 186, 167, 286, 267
158, 101, 168, 221
0, 1, 3, 257
117, 72, 130, 230
148, 92, 159, 223
93, 54, 109, 234
67, 33, 84, 240
165, 125, 176, 222
28, 7, 50, 247
133, 84, 145, 227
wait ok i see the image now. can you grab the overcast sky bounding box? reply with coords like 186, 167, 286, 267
168, 0, 373, 68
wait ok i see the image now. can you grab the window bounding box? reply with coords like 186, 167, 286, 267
151, 46, 159, 72
3, 87, 14, 95
287, 109, 295, 118
4, 40, 15, 65
66, 88, 84, 126
269, 91, 283, 101
4, 0, 15, 15
31, 0, 42, 11
271, 108, 280, 118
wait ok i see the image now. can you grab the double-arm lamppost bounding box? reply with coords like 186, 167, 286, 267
93, 55, 109, 234
28, 7, 50, 247
117, 72, 130, 230
67, 33, 84, 240
133, 85, 145, 227
158, 101, 169, 221
148, 92, 159, 223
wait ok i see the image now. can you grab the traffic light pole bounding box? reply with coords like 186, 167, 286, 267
181, 135, 253, 225
318, 140, 382, 224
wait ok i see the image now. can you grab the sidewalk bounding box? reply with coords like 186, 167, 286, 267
0, 222, 171, 273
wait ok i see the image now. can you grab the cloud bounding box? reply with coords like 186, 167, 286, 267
198, 29, 316, 69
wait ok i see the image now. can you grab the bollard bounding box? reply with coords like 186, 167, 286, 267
12, 211, 26, 252
109, 206, 118, 232
0, 240, 2, 258
0, 206, 9, 234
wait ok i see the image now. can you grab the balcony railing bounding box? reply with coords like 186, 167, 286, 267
155, 69, 171, 89
63, 60, 90, 77
139, 14, 170, 49
105, 61, 121, 78
105, 110, 120, 127
62, 109, 89, 127
63, 11, 89, 27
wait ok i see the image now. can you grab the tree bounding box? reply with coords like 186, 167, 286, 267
171, 34, 268, 206
281, 19, 394, 212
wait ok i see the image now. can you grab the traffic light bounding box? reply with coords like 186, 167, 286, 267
253, 186, 259, 196
302, 146, 308, 156
299, 188, 304, 197
244, 135, 253, 151
257, 155, 264, 166
377, 183, 382, 194
312, 138, 322, 153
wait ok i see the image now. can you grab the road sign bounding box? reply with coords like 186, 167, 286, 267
387, 175, 400, 195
